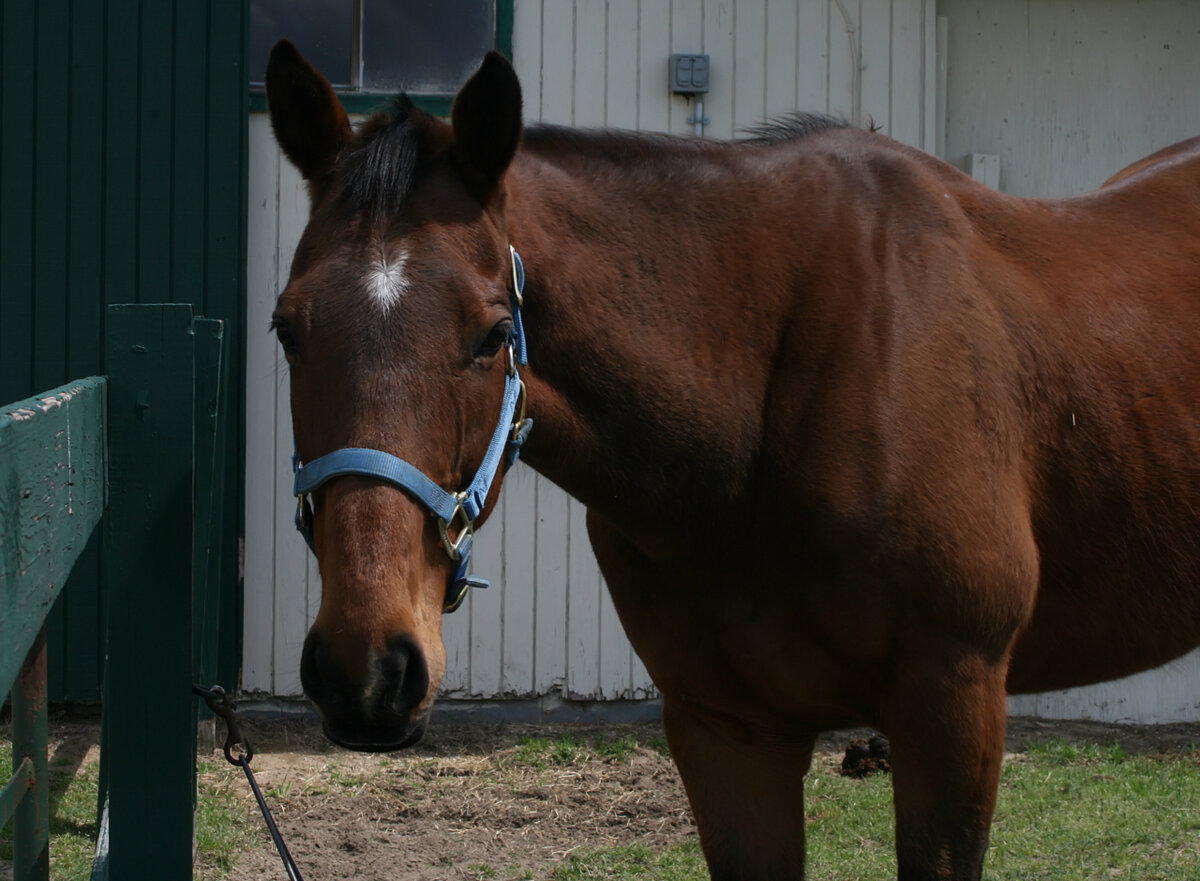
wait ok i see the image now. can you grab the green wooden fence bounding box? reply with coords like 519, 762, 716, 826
0, 0, 249, 704
1, 377, 108, 878
2, 303, 226, 881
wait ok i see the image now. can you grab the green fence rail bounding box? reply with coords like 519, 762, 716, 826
1, 377, 108, 879
1, 303, 226, 881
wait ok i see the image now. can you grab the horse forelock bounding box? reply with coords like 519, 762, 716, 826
341, 96, 431, 221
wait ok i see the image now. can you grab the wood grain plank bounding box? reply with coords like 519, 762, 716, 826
501, 463, 538, 695
732, 0, 767, 135
637, 0, 673, 132
701, 0, 734, 139
242, 118, 281, 693
574, 0, 609, 128
270, 156, 312, 697
597, 574, 631, 699
764, 0, 799, 116
826, 0, 858, 120
533, 476, 570, 693
606, 0, 641, 130
468, 485, 505, 697
512, 0, 544, 119
101, 304, 195, 879
795, 0, 830, 113
565, 496, 600, 698
539, 1, 575, 124
59, 0, 107, 702
0, 378, 107, 701
135, 0, 174, 302
0, 0, 36, 403
669, 0, 704, 134
859, 0, 892, 134
32, 0, 70, 392
888, 0, 924, 147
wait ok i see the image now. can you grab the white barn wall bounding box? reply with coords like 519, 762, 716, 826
242, 0, 941, 699
940, 0, 1200, 196
938, 0, 1200, 722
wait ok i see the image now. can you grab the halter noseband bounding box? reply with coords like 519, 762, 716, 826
291, 246, 532, 613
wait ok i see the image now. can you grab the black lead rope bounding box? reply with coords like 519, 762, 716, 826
193, 685, 306, 881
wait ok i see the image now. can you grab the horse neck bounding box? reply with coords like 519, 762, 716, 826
503, 135, 816, 535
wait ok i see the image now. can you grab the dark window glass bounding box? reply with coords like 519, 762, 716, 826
362, 0, 494, 93
250, 0, 354, 87
249, 0, 495, 94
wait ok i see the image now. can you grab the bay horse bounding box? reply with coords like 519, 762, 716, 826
264, 40, 1200, 881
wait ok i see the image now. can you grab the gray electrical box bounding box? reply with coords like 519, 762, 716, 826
670, 54, 710, 95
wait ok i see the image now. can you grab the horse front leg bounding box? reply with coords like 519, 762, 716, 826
663, 696, 815, 881
880, 639, 1010, 881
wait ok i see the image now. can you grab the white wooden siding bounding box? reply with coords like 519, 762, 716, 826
939, 0, 1200, 196
1008, 662, 1200, 726
939, 0, 1200, 722
242, 0, 941, 698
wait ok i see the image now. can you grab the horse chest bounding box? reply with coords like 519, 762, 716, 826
586, 509, 893, 724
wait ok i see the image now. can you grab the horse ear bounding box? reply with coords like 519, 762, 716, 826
451, 52, 523, 193
266, 40, 353, 189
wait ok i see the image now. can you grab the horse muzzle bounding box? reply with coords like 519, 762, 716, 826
300, 631, 431, 751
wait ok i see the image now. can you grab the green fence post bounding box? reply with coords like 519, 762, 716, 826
96, 304, 196, 881
11, 628, 49, 880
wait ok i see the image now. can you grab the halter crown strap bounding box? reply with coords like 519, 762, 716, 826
291, 247, 531, 612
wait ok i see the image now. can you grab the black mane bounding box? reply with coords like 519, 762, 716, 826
522, 111, 850, 156
341, 104, 850, 216
739, 112, 850, 143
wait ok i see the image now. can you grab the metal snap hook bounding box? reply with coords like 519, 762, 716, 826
510, 244, 524, 307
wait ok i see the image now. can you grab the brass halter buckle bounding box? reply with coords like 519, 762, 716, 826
511, 379, 529, 444
437, 492, 474, 561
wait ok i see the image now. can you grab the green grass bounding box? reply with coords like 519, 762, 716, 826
195, 759, 262, 879
548, 741, 1200, 881
0, 747, 102, 880
508, 732, 645, 769
1, 735, 256, 881
553, 840, 707, 880
987, 741, 1200, 881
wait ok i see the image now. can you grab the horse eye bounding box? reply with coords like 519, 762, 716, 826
270, 318, 298, 356
477, 320, 513, 358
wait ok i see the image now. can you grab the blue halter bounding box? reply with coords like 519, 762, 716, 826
292, 247, 532, 613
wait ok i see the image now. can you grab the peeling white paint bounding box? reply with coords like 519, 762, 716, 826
5, 388, 83, 422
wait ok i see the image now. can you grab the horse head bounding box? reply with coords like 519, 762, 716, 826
265, 41, 525, 750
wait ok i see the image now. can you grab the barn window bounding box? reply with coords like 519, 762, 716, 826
249, 0, 499, 97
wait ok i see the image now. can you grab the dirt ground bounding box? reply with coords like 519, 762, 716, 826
36, 712, 1200, 881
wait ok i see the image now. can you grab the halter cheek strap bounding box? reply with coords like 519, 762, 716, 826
291, 247, 532, 613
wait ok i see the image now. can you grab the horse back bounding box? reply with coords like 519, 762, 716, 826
1102, 134, 1200, 187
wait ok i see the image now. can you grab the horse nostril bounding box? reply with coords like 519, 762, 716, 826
381, 635, 429, 714
301, 630, 431, 750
